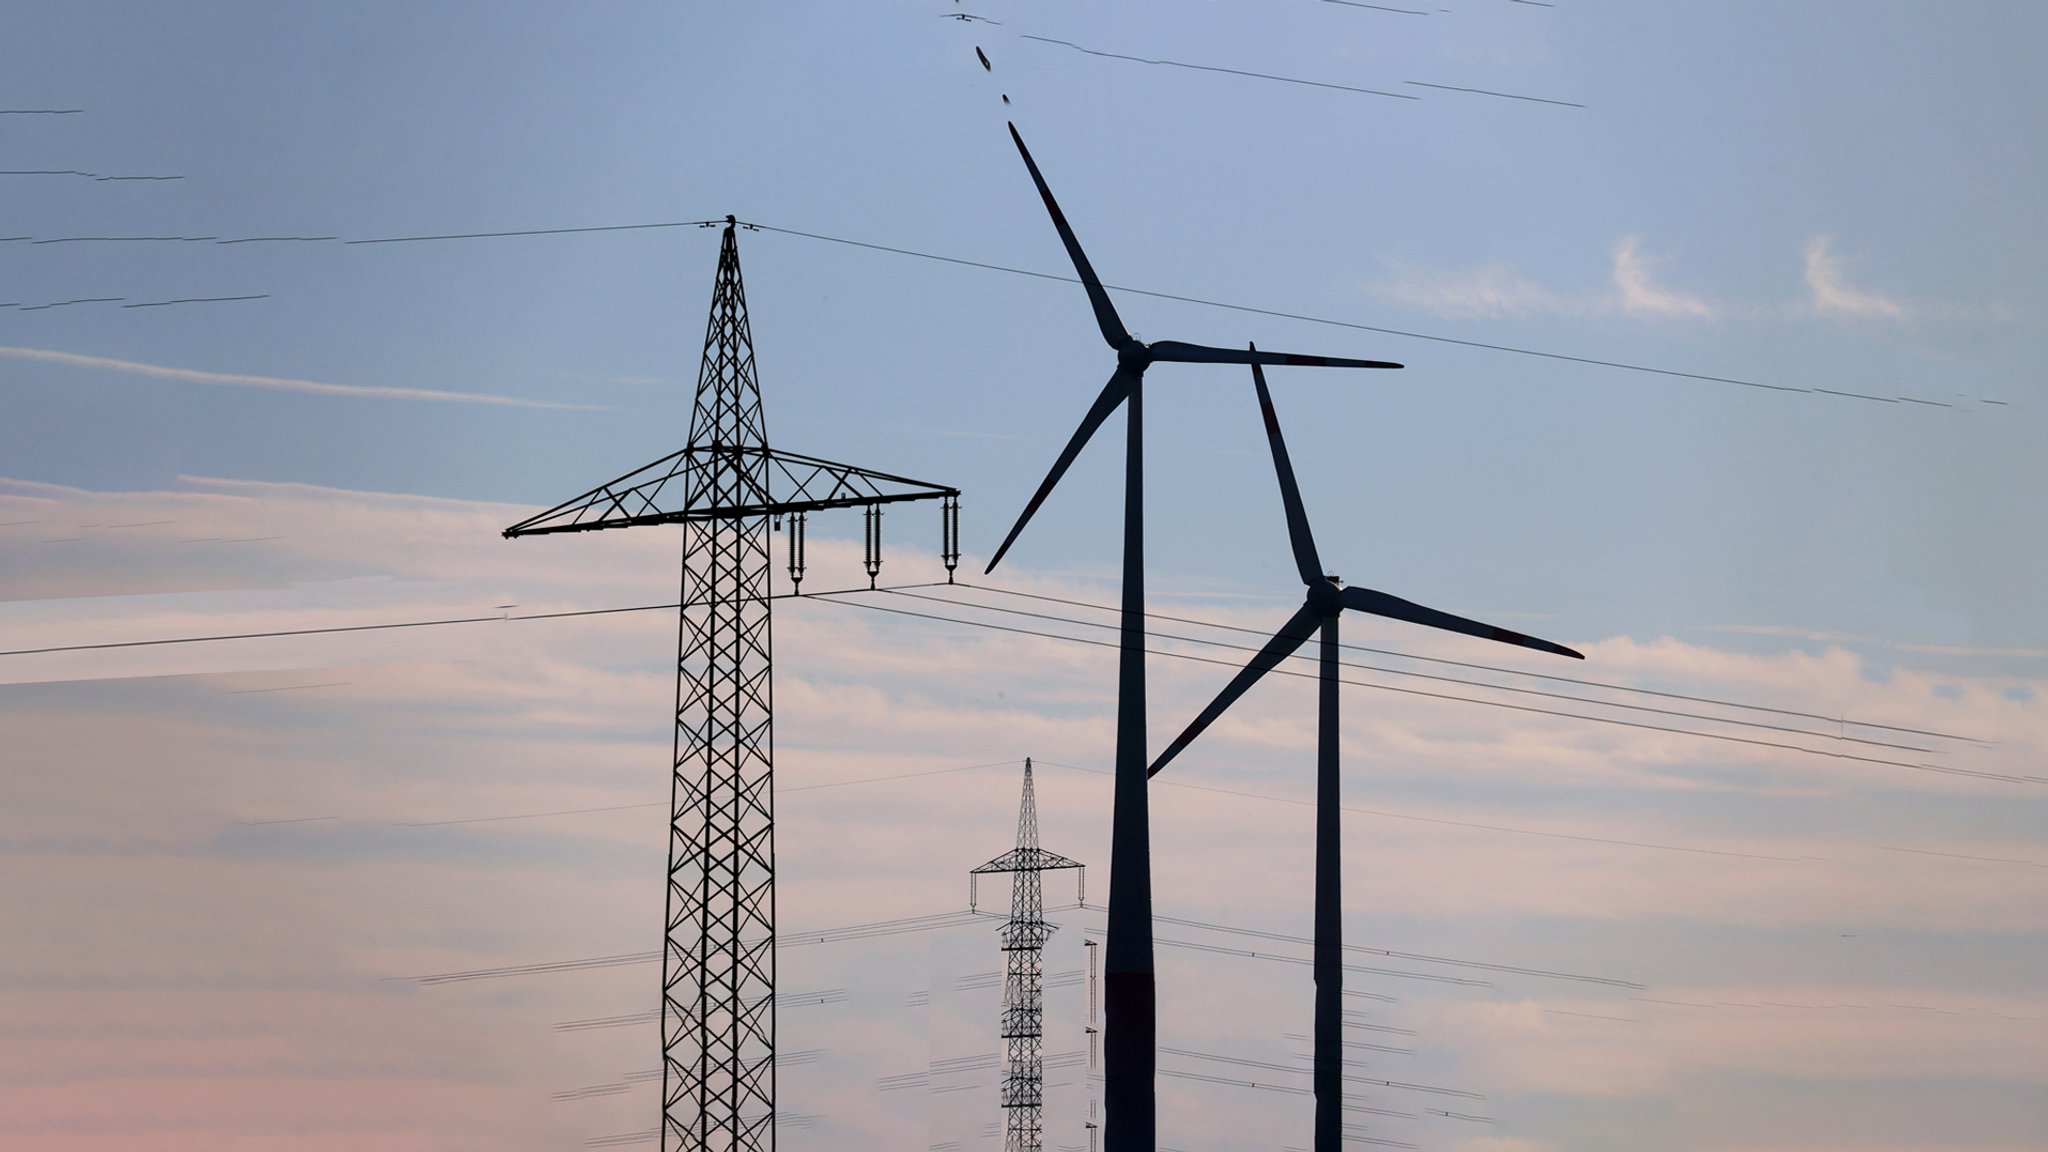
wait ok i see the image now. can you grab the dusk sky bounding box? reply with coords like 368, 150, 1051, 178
3, 3, 2043, 1151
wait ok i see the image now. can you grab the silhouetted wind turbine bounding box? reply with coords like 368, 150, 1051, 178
1147, 355, 1582, 1152
987, 123, 1404, 1152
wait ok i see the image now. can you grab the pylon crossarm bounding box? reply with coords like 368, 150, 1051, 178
763, 447, 959, 509
972, 847, 1084, 875
505, 445, 957, 537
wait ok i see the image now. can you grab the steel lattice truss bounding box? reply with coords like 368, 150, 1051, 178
972, 760, 1084, 1152
501, 444, 958, 535
506, 219, 956, 1152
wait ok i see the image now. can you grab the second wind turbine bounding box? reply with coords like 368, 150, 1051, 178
1148, 357, 1582, 1152
985, 122, 1403, 1152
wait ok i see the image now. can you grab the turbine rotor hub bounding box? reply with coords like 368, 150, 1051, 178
1306, 578, 1345, 617
1117, 339, 1152, 370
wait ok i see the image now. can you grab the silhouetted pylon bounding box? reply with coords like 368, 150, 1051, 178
972, 758, 1084, 1152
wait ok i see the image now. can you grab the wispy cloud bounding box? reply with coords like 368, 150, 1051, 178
1610, 235, 1714, 319
1370, 236, 1715, 321
1369, 261, 1576, 320
1375, 235, 1951, 326
0, 345, 605, 410
1803, 234, 1907, 319
3, 477, 2042, 1151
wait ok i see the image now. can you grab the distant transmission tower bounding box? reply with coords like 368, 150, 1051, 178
971, 759, 1084, 1152
505, 217, 959, 1151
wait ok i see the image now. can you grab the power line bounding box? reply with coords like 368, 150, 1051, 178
273, 743, 2013, 882
343, 219, 726, 245
1322, 1, 1429, 15
1057, 755, 2041, 875
404, 900, 1612, 1006
1036, 758, 1806, 862
10, 579, 2014, 784
0, 579, 952, 657
1135, 910, 1643, 988
1161, 1046, 1483, 1099
122, 294, 268, 308
1160, 1067, 1417, 1118
0, 169, 182, 181
5, 215, 2006, 410
330, 759, 1026, 828
915, 586, 1946, 753
954, 582, 1986, 744
811, 594, 2037, 786
1019, 32, 1581, 108
735, 223, 1996, 411
1147, 933, 1493, 987
1403, 80, 1584, 108
15, 578, 2014, 786
1019, 35, 1417, 102
403, 908, 999, 984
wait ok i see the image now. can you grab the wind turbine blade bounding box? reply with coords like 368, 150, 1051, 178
1008, 123, 1130, 350
1338, 585, 1585, 660
1146, 341, 1402, 370
985, 368, 1135, 573
1148, 602, 1322, 777
1250, 351, 1323, 587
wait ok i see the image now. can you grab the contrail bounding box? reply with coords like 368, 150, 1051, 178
0, 344, 605, 410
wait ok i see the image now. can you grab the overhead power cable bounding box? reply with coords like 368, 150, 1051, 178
1019, 34, 1417, 102
1147, 933, 1490, 987
5, 214, 2004, 409
1019, 32, 1581, 107
1323, 1, 1429, 14
0, 579, 952, 657
382, 758, 1026, 828
810, 593, 2036, 786
1137, 909, 1644, 988
405, 900, 1598, 999
1038, 758, 1802, 862
405, 907, 1003, 984
12, 581, 2011, 783
1161, 1046, 1482, 1099
0, 169, 182, 181
911, 586, 1944, 753
734, 222, 1996, 410
953, 582, 1985, 744
343, 219, 727, 245
1160, 1067, 1417, 1119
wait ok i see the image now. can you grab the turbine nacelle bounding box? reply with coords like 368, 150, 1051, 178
1305, 578, 1345, 617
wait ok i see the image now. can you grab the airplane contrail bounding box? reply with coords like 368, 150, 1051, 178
0, 344, 606, 410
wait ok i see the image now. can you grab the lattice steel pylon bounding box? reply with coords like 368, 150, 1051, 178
505, 217, 959, 1151
971, 759, 1084, 1152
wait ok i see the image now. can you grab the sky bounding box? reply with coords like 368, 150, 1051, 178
2, 2, 2043, 1150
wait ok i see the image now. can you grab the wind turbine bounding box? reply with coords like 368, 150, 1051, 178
1147, 356, 1582, 1152
987, 123, 1404, 1152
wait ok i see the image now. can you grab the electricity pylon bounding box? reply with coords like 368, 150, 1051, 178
971, 759, 1083, 1152
505, 217, 959, 1151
